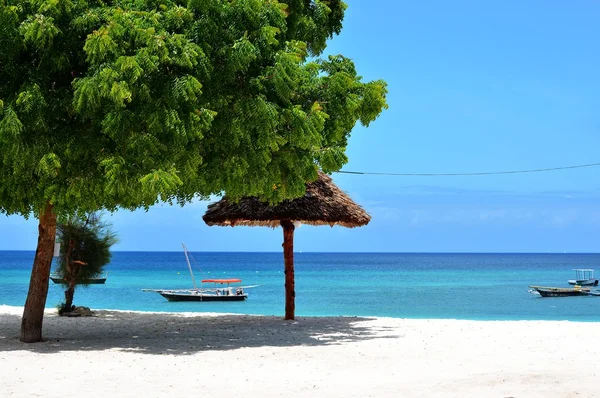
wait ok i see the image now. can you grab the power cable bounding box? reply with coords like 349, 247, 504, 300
335, 162, 600, 177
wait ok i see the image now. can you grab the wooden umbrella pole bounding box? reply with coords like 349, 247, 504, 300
281, 220, 295, 320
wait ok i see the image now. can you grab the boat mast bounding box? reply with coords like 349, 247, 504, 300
182, 243, 198, 290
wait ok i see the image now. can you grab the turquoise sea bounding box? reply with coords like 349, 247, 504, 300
2, 251, 600, 321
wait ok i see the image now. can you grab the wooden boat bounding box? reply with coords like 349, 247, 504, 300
50, 273, 107, 284
567, 269, 598, 286
143, 244, 256, 302
528, 285, 600, 297
154, 279, 248, 302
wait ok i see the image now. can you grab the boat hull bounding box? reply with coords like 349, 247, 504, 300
529, 286, 592, 297
158, 292, 248, 302
50, 277, 107, 285
567, 279, 598, 286
537, 289, 589, 297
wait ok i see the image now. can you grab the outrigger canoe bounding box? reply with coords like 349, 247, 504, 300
528, 285, 600, 297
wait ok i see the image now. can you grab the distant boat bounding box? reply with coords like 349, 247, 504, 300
50, 272, 107, 285
528, 285, 600, 297
143, 243, 258, 302
567, 269, 598, 286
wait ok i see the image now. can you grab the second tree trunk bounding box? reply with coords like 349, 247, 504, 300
281, 220, 295, 320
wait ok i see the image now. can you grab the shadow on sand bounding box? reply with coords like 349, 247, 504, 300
0, 310, 401, 355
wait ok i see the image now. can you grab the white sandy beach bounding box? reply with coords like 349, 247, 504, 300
0, 305, 598, 398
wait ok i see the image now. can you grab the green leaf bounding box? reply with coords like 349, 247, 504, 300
20, 14, 61, 49
0, 107, 23, 142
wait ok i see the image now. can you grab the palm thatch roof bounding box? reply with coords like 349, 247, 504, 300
203, 171, 371, 228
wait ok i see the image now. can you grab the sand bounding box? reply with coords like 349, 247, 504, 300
0, 305, 598, 398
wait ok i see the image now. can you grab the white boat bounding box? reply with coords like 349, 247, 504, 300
143, 244, 257, 302
567, 269, 598, 286
151, 279, 249, 302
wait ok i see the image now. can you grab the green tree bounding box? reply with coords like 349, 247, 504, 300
54, 213, 118, 314
0, 0, 388, 342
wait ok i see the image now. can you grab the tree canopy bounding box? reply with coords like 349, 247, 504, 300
0, 0, 387, 342
0, 0, 387, 215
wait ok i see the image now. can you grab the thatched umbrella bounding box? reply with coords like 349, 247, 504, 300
202, 171, 370, 320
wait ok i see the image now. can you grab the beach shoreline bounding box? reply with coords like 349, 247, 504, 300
1, 305, 598, 397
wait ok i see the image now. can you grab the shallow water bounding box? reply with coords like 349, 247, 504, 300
2, 251, 600, 321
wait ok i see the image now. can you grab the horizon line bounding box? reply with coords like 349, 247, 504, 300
2, 250, 599, 255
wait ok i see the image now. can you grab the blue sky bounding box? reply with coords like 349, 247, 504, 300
2, 1, 600, 252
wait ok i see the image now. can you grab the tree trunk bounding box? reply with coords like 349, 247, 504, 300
63, 240, 76, 312
64, 285, 75, 311
281, 220, 295, 320
20, 202, 57, 343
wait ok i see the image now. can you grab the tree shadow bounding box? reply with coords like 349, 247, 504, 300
0, 310, 402, 355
